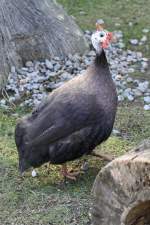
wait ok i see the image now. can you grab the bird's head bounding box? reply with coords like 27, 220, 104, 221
91, 19, 114, 54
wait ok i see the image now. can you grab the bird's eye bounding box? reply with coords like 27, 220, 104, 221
99, 32, 105, 37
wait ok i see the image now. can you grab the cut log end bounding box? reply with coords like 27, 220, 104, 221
91, 139, 150, 225
124, 200, 150, 225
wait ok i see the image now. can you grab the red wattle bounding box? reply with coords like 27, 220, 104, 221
101, 32, 113, 48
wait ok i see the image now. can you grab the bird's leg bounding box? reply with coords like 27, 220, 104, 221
90, 151, 114, 161
44, 162, 51, 174
60, 164, 80, 181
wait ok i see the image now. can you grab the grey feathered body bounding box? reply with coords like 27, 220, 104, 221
15, 50, 118, 172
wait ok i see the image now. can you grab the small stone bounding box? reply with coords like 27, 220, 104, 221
48, 72, 57, 77
123, 89, 134, 101
34, 61, 41, 71
126, 77, 133, 83
128, 68, 135, 73
115, 23, 121, 27
14, 94, 21, 101
29, 71, 39, 77
26, 84, 34, 91
0, 99, 6, 105
37, 76, 46, 83
61, 72, 72, 81
36, 94, 43, 100
72, 54, 82, 62
136, 52, 142, 58
129, 39, 138, 45
11, 66, 16, 73
40, 67, 47, 73
52, 82, 64, 89
138, 81, 149, 93
145, 91, 150, 96
19, 79, 28, 85
139, 42, 143, 46
87, 50, 96, 57
124, 88, 132, 93
142, 57, 148, 62
31, 170, 37, 177
81, 161, 89, 172
39, 85, 45, 92
144, 96, 150, 103
9, 96, 16, 103
141, 35, 147, 42
33, 99, 41, 106
33, 89, 39, 94
65, 60, 72, 67
12, 113, 19, 118
0, 104, 8, 109
96, 19, 105, 25
54, 63, 61, 72
112, 129, 120, 135
20, 102, 25, 107
115, 74, 123, 81
133, 89, 142, 97
144, 105, 150, 110
79, 11, 86, 15
128, 22, 133, 26
25, 61, 33, 67
127, 95, 134, 101
118, 95, 124, 101
28, 67, 34, 73
113, 30, 123, 39
134, 79, 140, 85
73, 62, 80, 69
84, 30, 91, 35
45, 59, 53, 70
53, 56, 60, 61
22, 67, 28, 71
118, 42, 125, 48
142, 28, 149, 33
141, 61, 148, 69
16, 69, 25, 75
32, 83, 39, 89
84, 58, 91, 66
8, 78, 14, 84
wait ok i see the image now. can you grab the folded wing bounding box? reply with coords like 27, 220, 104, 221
23, 92, 103, 147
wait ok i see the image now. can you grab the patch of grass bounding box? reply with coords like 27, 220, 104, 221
58, 0, 150, 56
116, 105, 150, 143
0, 103, 149, 224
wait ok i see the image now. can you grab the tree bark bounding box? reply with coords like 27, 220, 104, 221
91, 139, 150, 225
0, 0, 88, 88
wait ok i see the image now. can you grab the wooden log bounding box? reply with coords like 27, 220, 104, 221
91, 139, 150, 225
0, 0, 88, 89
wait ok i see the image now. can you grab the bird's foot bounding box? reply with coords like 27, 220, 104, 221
90, 151, 114, 161
61, 164, 80, 181
61, 170, 79, 181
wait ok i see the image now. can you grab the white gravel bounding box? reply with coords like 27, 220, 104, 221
0, 30, 149, 110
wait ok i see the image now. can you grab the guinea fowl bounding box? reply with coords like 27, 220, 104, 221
15, 21, 118, 180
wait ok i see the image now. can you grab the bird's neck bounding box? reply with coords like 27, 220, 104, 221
94, 49, 108, 68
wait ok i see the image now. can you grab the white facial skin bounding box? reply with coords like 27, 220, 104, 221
91, 30, 107, 54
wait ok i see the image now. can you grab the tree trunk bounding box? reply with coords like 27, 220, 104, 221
91, 139, 150, 225
0, 0, 88, 88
